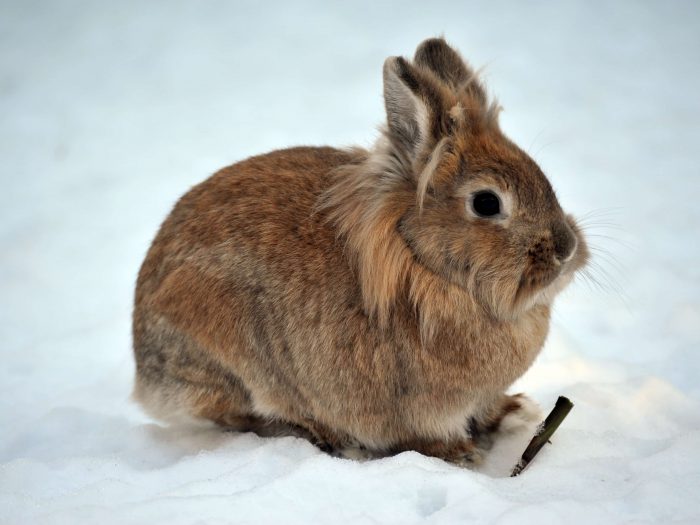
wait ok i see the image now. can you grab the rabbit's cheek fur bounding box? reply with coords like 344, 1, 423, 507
396, 211, 529, 321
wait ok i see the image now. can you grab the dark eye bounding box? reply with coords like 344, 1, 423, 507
471, 191, 501, 217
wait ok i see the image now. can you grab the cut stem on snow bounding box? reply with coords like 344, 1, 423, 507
510, 396, 574, 477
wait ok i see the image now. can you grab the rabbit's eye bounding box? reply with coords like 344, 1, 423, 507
471, 191, 501, 218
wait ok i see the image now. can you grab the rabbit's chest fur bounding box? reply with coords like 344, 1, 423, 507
137, 147, 550, 445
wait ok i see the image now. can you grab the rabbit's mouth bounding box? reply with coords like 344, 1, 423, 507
512, 266, 568, 314
530, 268, 576, 308
515, 268, 559, 307
515, 232, 589, 312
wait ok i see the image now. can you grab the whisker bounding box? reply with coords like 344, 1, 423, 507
588, 247, 624, 266
576, 207, 624, 221
588, 247, 626, 274
532, 139, 559, 159
585, 234, 636, 251
565, 207, 632, 311
577, 268, 607, 294
569, 228, 631, 311
577, 268, 596, 288
526, 128, 546, 157
586, 259, 630, 308
578, 221, 625, 231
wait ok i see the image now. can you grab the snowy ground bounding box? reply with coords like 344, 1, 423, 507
2, 1, 700, 523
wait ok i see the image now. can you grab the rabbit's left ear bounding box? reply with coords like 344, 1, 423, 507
383, 56, 444, 161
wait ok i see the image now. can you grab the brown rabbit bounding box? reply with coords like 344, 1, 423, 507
132, 38, 588, 465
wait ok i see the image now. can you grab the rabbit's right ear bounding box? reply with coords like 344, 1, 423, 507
414, 37, 487, 107
414, 38, 470, 89
383, 56, 443, 161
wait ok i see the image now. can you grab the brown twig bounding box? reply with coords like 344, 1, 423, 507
510, 396, 574, 477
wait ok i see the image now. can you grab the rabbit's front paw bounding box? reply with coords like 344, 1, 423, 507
497, 393, 543, 434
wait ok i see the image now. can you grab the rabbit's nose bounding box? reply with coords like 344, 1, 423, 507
552, 221, 577, 263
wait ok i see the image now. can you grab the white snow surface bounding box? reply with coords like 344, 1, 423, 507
2, 1, 700, 523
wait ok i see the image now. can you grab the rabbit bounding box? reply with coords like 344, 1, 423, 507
132, 37, 588, 465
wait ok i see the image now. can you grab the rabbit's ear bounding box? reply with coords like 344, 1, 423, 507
383, 56, 442, 159
414, 38, 469, 88
414, 37, 487, 106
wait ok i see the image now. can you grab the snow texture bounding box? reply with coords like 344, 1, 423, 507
2, 1, 700, 523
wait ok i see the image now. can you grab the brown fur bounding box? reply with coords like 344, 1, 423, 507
132, 38, 588, 464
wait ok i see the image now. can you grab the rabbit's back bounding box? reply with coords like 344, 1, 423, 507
135, 146, 353, 302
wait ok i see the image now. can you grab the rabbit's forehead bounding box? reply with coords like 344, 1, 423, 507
455, 136, 560, 211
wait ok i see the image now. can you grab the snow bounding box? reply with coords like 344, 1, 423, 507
2, 1, 700, 523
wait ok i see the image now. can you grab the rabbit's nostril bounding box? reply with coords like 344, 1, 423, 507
558, 237, 577, 263
552, 222, 577, 263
